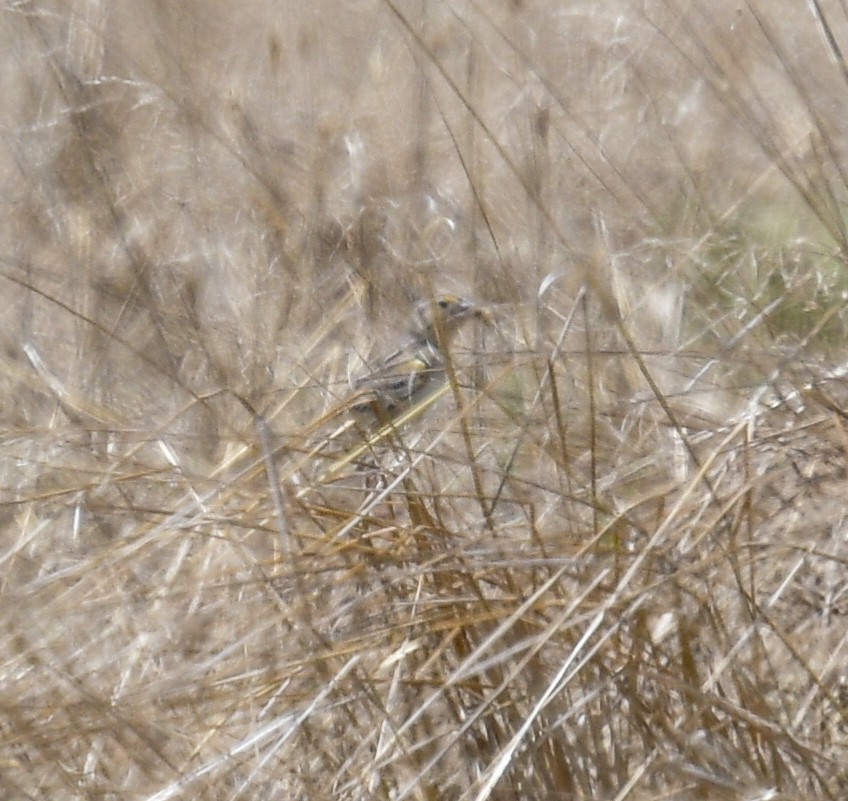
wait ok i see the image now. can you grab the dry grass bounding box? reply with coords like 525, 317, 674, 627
2, 1, 848, 799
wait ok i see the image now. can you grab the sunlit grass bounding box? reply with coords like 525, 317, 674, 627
1, 1, 847, 799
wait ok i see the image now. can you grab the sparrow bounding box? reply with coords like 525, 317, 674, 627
294, 294, 489, 487
349, 294, 487, 425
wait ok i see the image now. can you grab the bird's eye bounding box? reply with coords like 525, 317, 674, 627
438, 298, 450, 308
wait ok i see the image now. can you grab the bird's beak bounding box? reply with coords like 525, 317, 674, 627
456, 298, 491, 322
456, 298, 475, 317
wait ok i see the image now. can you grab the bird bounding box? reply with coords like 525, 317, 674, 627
347, 294, 488, 426
292, 294, 489, 489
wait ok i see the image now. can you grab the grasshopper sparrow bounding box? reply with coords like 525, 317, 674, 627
349, 294, 487, 424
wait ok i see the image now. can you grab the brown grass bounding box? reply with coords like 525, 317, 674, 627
2, 1, 848, 799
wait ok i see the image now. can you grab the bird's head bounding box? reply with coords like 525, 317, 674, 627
414, 294, 488, 349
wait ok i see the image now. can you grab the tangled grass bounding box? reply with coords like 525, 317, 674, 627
1, 1, 847, 799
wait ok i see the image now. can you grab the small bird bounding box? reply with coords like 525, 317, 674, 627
349, 294, 487, 425
294, 294, 489, 487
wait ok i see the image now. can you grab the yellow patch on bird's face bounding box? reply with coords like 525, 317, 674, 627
417, 295, 476, 331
